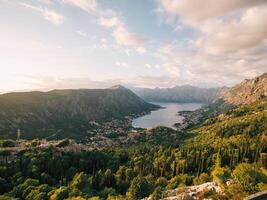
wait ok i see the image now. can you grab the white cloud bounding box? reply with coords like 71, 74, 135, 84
21, 3, 64, 24
156, 37, 267, 87
145, 64, 151, 69
196, 5, 267, 55
145, 64, 161, 69
112, 26, 145, 46
156, 0, 267, 86
97, 16, 121, 28
100, 38, 107, 43
115, 62, 129, 68
158, 0, 266, 26
125, 49, 131, 56
62, 0, 97, 13
76, 30, 87, 37
61, 0, 146, 50
96, 13, 146, 49
136, 47, 147, 54
163, 63, 180, 77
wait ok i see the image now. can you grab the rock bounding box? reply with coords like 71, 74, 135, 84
223, 73, 267, 105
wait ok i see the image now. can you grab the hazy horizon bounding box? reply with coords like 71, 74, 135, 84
1, 0, 267, 92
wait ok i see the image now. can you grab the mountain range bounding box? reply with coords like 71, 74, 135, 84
0, 73, 266, 140
134, 85, 228, 103
0, 73, 266, 200
134, 73, 267, 105
0, 85, 158, 139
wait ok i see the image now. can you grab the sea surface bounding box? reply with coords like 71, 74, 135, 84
132, 102, 203, 129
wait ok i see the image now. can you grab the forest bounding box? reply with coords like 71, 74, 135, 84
0, 98, 266, 200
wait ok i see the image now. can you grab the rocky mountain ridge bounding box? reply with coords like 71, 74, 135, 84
223, 73, 267, 105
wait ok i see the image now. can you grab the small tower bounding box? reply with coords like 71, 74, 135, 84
17, 128, 21, 140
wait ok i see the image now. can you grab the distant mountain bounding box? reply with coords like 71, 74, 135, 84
0, 85, 158, 139
223, 73, 267, 105
173, 73, 267, 129
134, 85, 228, 103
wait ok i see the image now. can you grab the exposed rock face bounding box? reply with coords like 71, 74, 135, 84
223, 73, 267, 105
142, 182, 223, 200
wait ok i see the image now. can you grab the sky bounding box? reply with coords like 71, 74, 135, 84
0, 0, 267, 92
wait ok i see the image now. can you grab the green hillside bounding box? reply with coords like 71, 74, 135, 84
184, 97, 267, 148
0, 98, 266, 200
0, 76, 266, 199
0, 86, 158, 139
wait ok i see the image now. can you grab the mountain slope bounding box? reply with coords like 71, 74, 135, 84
183, 97, 267, 148
134, 85, 227, 103
0, 85, 158, 139
173, 73, 267, 131
223, 73, 267, 105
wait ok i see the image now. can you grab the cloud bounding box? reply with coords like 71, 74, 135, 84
162, 63, 181, 77
145, 64, 161, 69
17, 75, 120, 91
155, 0, 267, 86
158, 0, 266, 26
21, 3, 64, 24
119, 75, 187, 88
196, 5, 267, 55
96, 13, 146, 49
156, 38, 267, 87
97, 16, 121, 28
62, 0, 97, 13
115, 62, 129, 68
76, 30, 87, 37
98, 38, 108, 49
145, 64, 152, 69
112, 26, 145, 46
61, 0, 147, 50
135, 47, 147, 54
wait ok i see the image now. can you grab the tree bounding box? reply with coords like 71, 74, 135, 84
25, 184, 52, 200
155, 177, 168, 188
232, 163, 267, 192
193, 173, 211, 185
103, 169, 116, 188
0, 177, 10, 194
107, 195, 123, 200
211, 166, 231, 185
49, 187, 69, 200
151, 187, 164, 200
126, 177, 151, 200
11, 178, 39, 199
88, 197, 100, 200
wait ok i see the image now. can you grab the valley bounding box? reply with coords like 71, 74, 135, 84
0, 73, 266, 200
2, 1, 267, 199
132, 102, 203, 129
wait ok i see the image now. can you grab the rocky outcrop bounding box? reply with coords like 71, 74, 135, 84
223, 73, 267, 105
143, 182, 223, 200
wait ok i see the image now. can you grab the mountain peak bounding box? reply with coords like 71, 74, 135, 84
109, 85, 127, 90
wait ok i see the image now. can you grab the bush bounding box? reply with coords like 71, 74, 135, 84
49, 187, 69, 200
126, 176, 151, 200
0, 140, 15, 148
232, 163, 267, 192
155, 177, 168, 188
193, 173, 212, 185
212, 167, 231, 185
151, 187, 164, 200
